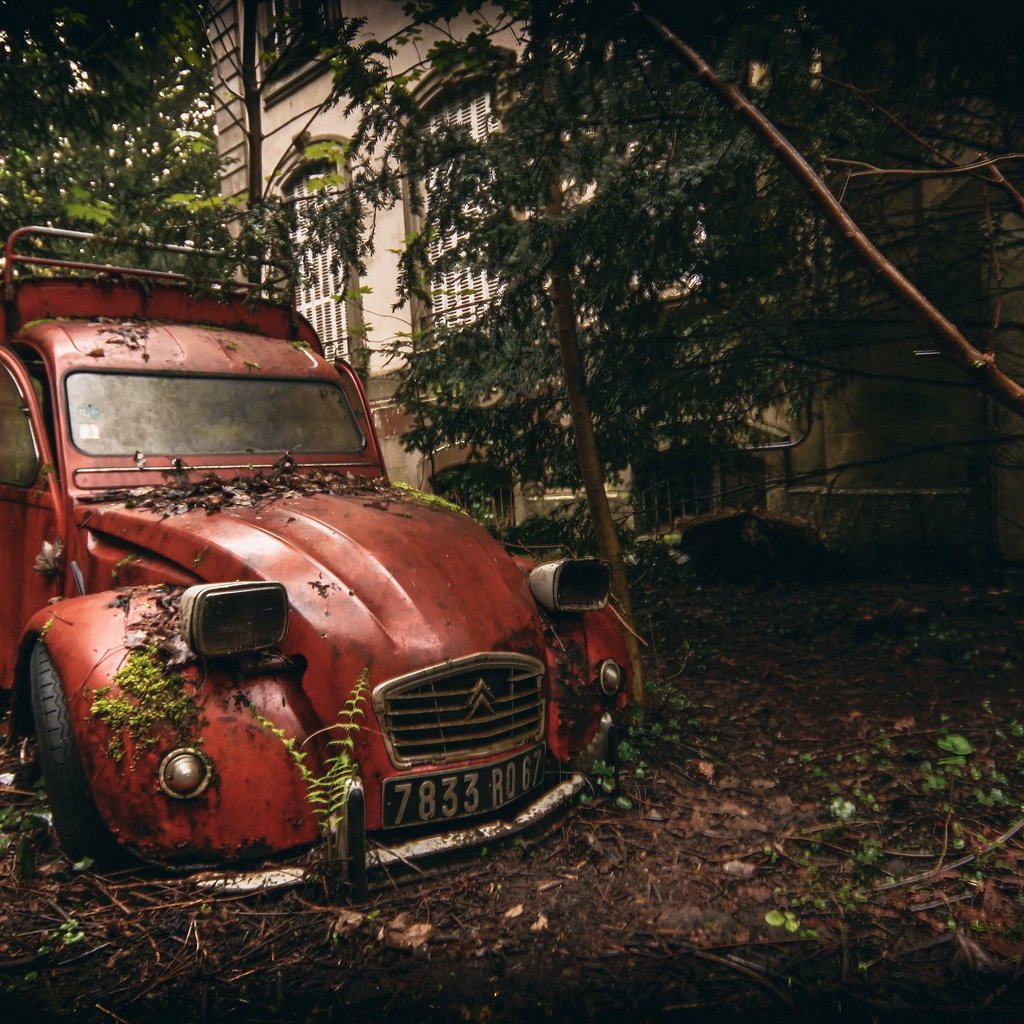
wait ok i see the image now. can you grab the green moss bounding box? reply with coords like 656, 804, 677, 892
90, 648, 197, 762
111, 553, 141, 583
391, 481, 467, 515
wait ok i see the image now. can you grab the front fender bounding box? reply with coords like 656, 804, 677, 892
544, 604, 630, 760
21, 589, 321, 864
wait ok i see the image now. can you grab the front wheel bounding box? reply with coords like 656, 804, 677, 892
29, 642, 123, 865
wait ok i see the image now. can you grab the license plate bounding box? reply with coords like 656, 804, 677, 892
382, 744, 546, 829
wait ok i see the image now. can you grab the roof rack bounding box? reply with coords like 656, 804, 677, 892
2, 226, 284, 300
1, 226, 314, 347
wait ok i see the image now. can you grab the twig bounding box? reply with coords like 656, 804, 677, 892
606, 599, 649, 646
95, 1005, 135, 1024
909, 891, 976, 912
873, 817, 1024, 893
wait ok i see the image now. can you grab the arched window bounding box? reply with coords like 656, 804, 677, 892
285, 164, 350, 362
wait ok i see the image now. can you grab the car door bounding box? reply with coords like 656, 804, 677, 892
0, 350, 62, 690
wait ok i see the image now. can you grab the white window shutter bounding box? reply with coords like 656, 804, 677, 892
287, 170, 348, 361
427, 91, 498, 330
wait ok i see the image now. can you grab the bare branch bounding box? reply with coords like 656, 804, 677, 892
825, 155, 1024, 179
819, 73, 1024, 220
636, 4, 1024, 419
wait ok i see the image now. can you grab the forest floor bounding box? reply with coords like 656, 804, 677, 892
2, 567, 1024, 1022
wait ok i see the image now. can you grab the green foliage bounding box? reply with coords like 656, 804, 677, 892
494, 499, 603, 556
0, 2, 204, 151
251, 672, 369, 871
0, 791, 51, 881
37, 919, 85, 957
772, 698, 1024, 933
0, 3, 221, 244
313, 2, 1024, 496
936, 733, 975, 757
764, 905, 819, 939
90, 648, 197, 763
304, 675, 369, 867
623, 673, 706, 756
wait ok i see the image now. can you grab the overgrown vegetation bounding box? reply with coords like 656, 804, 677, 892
90, 647, 197, 763
0, 4, 220, 244
250, 671, 369, 875
0, 785, 50, 882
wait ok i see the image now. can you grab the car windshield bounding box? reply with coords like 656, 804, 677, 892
65, 372, 364, 456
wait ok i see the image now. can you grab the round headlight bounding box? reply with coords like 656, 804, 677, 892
159, 748, 211, 800
598, 659, 623, 696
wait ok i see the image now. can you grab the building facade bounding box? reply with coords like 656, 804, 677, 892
207, 1, 1024, 568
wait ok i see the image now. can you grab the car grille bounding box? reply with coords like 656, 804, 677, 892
373, 653, 546, 767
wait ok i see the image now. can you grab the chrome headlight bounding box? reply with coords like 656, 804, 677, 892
180, 581, 289, 657
528, 558, 610, 612
159, 748, 212, 799
598, 659, 623, 696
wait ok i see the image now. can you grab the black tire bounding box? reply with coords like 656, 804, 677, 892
29, 642, 124, 866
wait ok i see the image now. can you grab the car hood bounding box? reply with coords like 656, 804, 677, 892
80, 493, 544, 721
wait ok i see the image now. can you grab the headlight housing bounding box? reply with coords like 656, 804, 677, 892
158, 748, 212, 799
528, 558, 610, 612
598, 659, 623, 696
180, 581, 289, 657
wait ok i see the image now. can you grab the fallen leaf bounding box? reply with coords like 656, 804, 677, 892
722, 860, 756, 879
331, 909, 365, 939
697, 760, 715, 782
383, 913, 435, 950
530, 913, 548, 933
503, 904, 524, 920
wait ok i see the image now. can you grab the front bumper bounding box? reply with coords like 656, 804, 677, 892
193, 772, 587, 895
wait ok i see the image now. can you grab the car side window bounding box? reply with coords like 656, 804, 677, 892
0, 363, 39, 486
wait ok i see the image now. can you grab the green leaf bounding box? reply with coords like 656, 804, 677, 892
764, 910, 786, 928
937, 734, 974, 756
65, 200, 114, 225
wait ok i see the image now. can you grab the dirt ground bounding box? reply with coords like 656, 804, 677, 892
2, 572, 1024, 1022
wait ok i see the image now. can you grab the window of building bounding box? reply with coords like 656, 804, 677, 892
263, 0, 342, 72
0, 364, 39, 486
426, 90, 499, 330
286, 165, 349, 362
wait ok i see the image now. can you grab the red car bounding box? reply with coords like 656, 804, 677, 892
0, 228, 628, 887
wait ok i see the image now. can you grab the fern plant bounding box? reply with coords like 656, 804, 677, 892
250, 670, 369, 875
304, 672, 368, 870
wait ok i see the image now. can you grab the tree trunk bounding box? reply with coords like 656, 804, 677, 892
241, 0, 263, 209
545, 171, 646, 705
